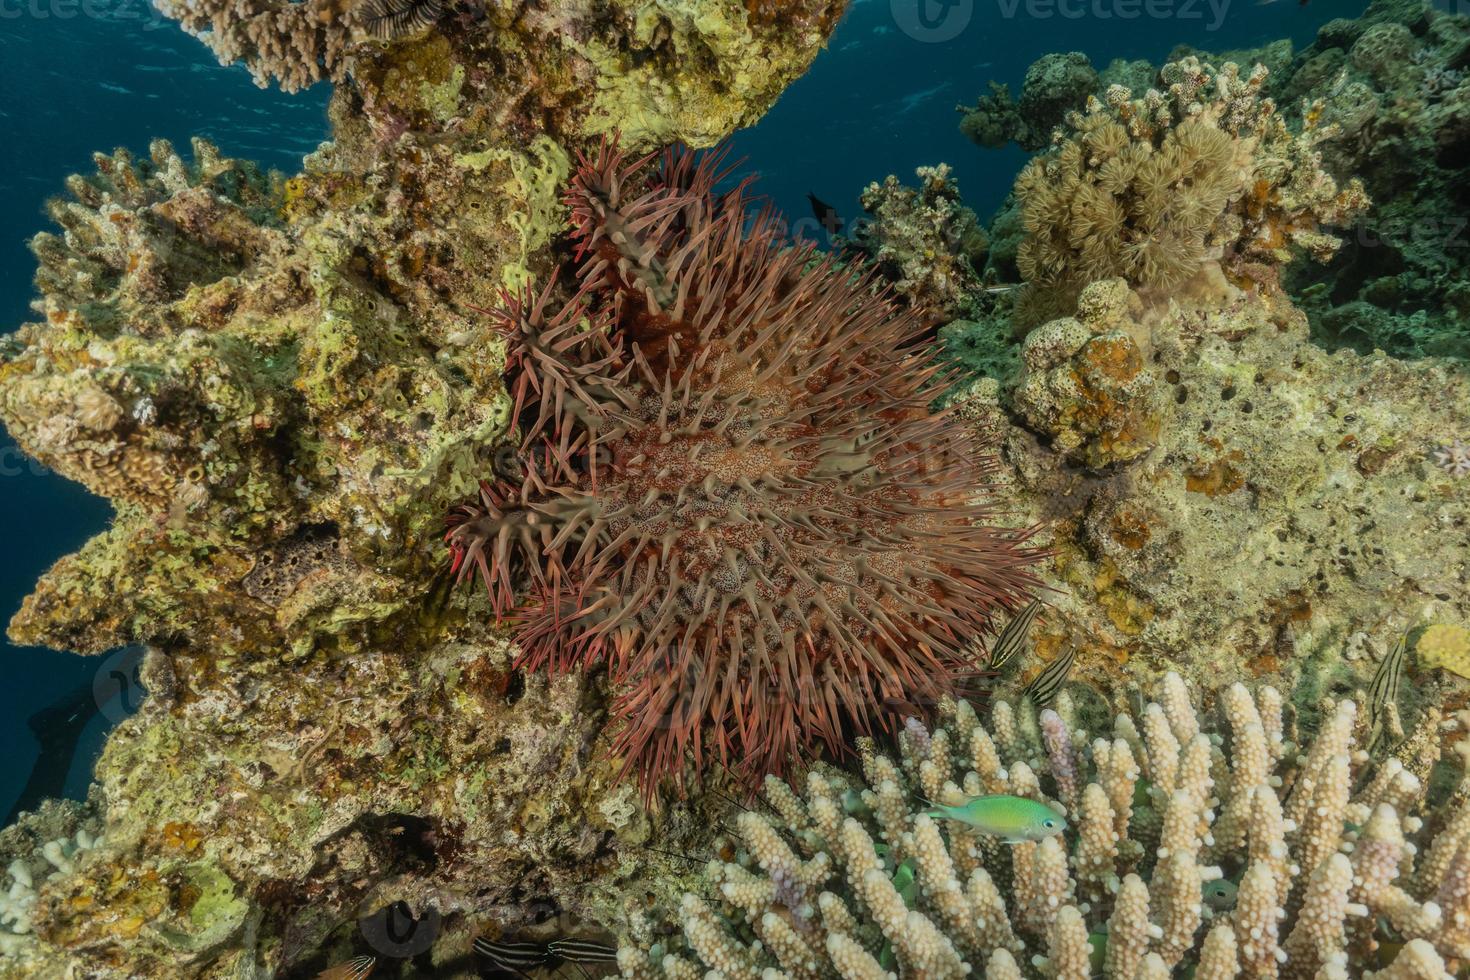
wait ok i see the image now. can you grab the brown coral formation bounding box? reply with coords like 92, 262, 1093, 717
1012, 57, 1368, 327
1012, 279, 1160, 467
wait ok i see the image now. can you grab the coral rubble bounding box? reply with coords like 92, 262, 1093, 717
619, 674, 1470, 976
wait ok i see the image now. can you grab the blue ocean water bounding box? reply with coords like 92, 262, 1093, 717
0, 0, 1357, 819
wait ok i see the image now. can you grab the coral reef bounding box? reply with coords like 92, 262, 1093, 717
446, 143, 1041, 796
617, 673, 1470, 976
844, 164, 991, 321
945, 269, 1470, 711
4, 0, 1468, 977
1010, 56, 1367, 328
1284, 0, 1470, 360
963, 0, 1470, 358
958, 52, 1100, 152
1011, 280, 1160, 468
0, 1, 846, 976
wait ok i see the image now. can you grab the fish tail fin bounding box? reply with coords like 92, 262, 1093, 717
913, 794, 946, 820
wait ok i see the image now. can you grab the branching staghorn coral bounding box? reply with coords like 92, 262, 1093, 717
618, 672, 1470, 977
1013, 57, 1368, 327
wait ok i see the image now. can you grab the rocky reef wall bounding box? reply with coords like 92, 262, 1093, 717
0, 2, 846, 976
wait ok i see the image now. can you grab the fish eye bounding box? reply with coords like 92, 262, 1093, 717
1043, 819, 1056, 828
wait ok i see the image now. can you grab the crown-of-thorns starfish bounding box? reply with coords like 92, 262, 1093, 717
447, 138, 1042, 797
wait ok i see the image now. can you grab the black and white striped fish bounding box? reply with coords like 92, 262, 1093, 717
547, 939, 619, 964
475, 938, 551, 976
1021, 645, 1076, 709
988, 599, 1044, 673
1365, 632, 1408, 751
475, 936, 620, 978
360, 0, 444, 40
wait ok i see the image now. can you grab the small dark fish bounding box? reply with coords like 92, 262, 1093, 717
807, 192, 844, 236
316, 956, 376, 980
1203, 877, 1239, 912
547, 938, 620, 964
882, 695, 928, 716
360, 0, 444, 40
988, 599, 1043, 673
1021, 646, 1076, 709
1365, 632, 1408, 751
475, 938, 551, 975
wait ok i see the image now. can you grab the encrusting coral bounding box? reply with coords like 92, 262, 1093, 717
445, 142, 1042, 796
944, 267, 1470, 712
1009, 279, 1161, 468
1011, 57, 1367, 327
618, 672, 1470, 978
